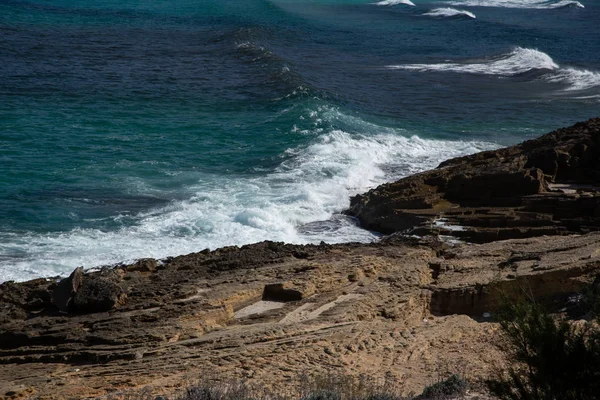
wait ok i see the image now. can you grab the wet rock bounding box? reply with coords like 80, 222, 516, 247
0, 305, 27, 323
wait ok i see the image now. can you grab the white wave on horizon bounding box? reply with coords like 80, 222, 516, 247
386, 47, 600, 92
423, 7, 476, 18
444, 0, 584, 9
0, 107, 496, 282
373, 0, 416, 6
388, 47, 558, 75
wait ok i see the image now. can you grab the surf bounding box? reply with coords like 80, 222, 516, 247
387, 47, 559, 75
544, 68, 600, 92
0, 106, 496, 282
444, 0, 584, 9
423, 8, 477, 18
386, 47, 600, 93
373, 0, 416, 6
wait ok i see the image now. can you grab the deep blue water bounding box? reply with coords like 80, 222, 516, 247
1, 0, 599, 281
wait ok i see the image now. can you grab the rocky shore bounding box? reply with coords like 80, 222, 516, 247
2, 118, 600, 399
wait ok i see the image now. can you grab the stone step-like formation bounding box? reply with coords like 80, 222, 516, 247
347, 118, 600, 242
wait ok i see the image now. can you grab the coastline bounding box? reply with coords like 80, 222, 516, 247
2, 118, 600, 399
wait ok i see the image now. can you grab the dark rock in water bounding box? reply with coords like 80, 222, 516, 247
53, 267, 84, 313
346, 118, 600, 242
73, 275, 126, 313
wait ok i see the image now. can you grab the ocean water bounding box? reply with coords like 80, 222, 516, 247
1, 0, 599, 282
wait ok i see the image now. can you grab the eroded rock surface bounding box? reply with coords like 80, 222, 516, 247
1, 233, 599, 399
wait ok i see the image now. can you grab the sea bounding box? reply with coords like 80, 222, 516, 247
1, 0, 599, 282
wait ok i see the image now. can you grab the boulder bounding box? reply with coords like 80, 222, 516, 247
53, 267, 84, 313
73, 275, 126, 313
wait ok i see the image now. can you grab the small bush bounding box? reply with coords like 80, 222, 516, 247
122, 372, 465, 400
487, 294, 600, 399
581, 275, 600, 317
179, 382, 258, 400
363, 394, 401, 400
300, 391, 341, 400
418, 375, 468, 399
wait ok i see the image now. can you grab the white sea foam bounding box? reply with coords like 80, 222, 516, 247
0, 108, 496, 282
423, 7, 476, 18
388, 47, 558, 75
373, 0, 415, 6
444, 0, 584, 9
387, 47, 600, 92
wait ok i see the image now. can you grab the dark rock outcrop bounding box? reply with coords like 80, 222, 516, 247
346, 118, 600, 242
73, 275, 126, 313
52, 267, 126, 314
53, 267, 84, 313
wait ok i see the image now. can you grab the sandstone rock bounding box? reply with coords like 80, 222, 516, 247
73, 275, 126, 313
53, 267, 84, 313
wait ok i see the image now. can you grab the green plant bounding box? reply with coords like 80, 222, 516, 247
299, 391, 341, 400
487, 295, 600, 399
418, 374, 468, 399
178, 381, 259, 400
581, 275, 600, 318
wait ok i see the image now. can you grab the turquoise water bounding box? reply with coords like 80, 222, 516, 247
1, 0, 599, 281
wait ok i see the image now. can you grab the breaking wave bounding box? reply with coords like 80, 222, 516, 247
387, 47, 600, 92
373, 0, 416, 6
444, 0, 584, 9
544, 68, 600, 91
423, 8, 477, 18
0, 106, 496, 282
388, 47, 558, 75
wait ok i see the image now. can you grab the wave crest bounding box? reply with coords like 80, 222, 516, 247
543, 68, 600, 91
444, 0, 584, 9
423, 8, 477, 18
386, 47, 600, 92
387, 47, 559, 75
373, 0, 416, 6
